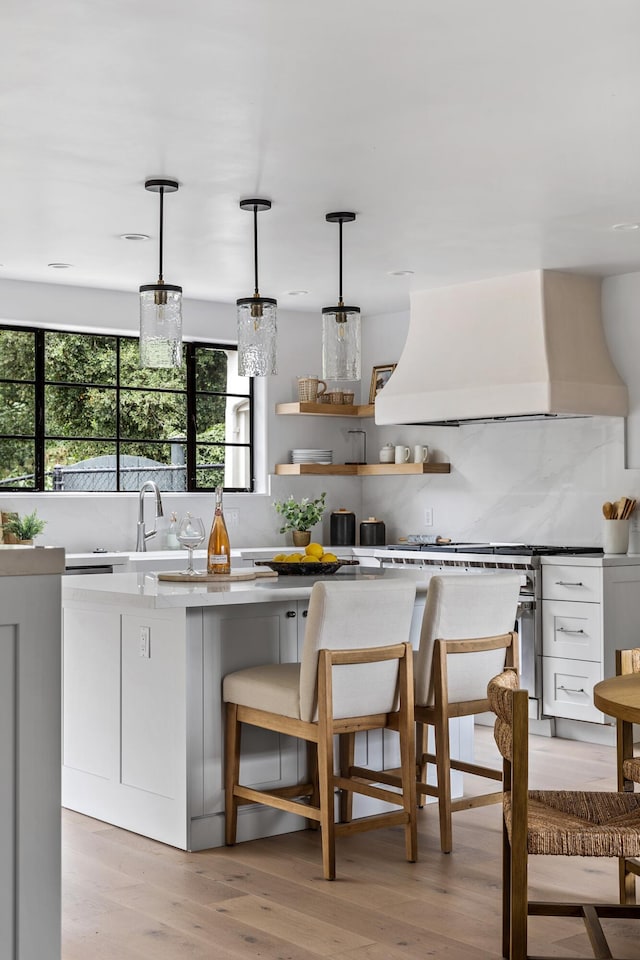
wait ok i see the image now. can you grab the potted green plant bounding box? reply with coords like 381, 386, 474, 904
1, 509, 47, 544
273, 492, 326, 547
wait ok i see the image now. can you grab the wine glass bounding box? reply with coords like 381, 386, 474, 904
177, 514, 205, 576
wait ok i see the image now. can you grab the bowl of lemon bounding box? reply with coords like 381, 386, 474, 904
255, 543, 360, 576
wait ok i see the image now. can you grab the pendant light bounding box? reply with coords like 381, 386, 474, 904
322, 211, 361, 381
139, 178, 183, 369
236, 199, 277, 377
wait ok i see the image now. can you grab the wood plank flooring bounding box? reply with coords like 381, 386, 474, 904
62, 728, 640, 959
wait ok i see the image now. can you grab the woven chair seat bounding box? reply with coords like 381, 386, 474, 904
503, 790, 640, 857
623, 756, 640, 783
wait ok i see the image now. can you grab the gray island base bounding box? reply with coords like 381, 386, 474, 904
61, 568, 473, 851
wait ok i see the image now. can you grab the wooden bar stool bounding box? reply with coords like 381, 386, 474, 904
414, 573, 522, 852
223, 578, 418, 880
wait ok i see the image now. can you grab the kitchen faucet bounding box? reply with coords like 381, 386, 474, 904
136, 480, 164, 552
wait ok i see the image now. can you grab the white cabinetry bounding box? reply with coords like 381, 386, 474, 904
63, 599, 307, 850
542, 559, 640, 723
1, 550, 64, 960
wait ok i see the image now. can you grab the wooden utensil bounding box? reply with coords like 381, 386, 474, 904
603, 502, 614, 519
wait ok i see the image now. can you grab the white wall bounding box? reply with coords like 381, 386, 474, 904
1, 273, 640, 554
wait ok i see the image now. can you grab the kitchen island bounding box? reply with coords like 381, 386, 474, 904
1, 545, 65, 960
61, 567, 473, 851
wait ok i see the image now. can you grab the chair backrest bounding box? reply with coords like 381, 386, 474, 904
617, 647, 640, 677
415, 573, 522, 707
487, 669, 529, 861
299, 578, 416, 722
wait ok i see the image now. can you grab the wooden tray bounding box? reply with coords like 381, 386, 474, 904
157, 569, 278, 583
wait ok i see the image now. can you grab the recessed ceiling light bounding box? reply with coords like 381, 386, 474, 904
611, 222, 640, 232
387, 269, 414, 276
285, 290, 309, 296
120, 233, 151, 241
47, 262, 73, 269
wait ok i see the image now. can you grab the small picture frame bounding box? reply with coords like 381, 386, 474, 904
369, 363, 397, 404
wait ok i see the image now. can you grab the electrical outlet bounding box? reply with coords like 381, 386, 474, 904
424, 508, 433, 527
139, 625, 151, 658
226, 509, 240, 527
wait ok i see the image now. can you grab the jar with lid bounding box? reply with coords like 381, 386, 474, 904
330, 509, 356, 546
359, 517, 386, 546
379, 442, 395, 463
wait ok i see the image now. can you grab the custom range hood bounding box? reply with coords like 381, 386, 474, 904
375, 270, 628, 426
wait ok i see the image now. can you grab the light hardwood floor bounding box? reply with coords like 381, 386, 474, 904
62, 729, 639, 960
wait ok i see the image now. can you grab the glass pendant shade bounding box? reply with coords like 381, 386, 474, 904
139, 178, 183, 369
237, 198, 277, 377
139, 284, 183, 368
322, 211, 361, 381
237, 297, 278, 376
322, 304, 361, 380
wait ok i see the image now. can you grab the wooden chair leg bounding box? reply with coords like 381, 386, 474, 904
434, 712, 453, 853
307, 740, 320, 830
317, 729, 335, 880
224, 702, 241, 846
399, 706, 418, 863
416, 721, 428, 808
502, 818, 511, 959
620, 857, 637, 905
510, 835, 528, 960
338, 732, 355, 823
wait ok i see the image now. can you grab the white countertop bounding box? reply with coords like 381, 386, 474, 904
62, 566, 429, 610
541, 554, 640, 567
0, 545, 65, 577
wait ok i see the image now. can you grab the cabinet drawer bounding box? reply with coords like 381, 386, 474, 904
542, 600, 602, 661
542, 565, 601, 602
542, 656, 603, 723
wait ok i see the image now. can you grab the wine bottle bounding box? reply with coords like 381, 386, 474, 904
207, 485, 231, 574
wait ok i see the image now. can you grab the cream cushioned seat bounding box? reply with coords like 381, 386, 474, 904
223, 662, 301, 719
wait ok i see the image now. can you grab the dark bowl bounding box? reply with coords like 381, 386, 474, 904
254, 559, 360, 576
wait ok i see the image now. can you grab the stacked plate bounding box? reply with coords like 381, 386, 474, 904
290, 448, 333, 464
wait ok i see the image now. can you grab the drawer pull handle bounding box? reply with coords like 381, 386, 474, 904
557, 627, 586, 635
558, 685, 586, 695
286, 610, 296, 618
555, 580, 584, 587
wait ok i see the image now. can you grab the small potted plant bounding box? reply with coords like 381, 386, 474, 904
273, 492, 326, 547
1, 509, 47, 544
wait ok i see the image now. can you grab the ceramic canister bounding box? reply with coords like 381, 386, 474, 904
359, 517, 386, 546
330, 509, 356, 546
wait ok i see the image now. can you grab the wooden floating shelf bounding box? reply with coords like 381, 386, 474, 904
274, 463, 451, 476
275, 402, 375, 417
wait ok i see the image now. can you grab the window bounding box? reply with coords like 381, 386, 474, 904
0, 326, 254, 492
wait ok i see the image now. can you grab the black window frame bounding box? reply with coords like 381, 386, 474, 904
0, 324, 255, 493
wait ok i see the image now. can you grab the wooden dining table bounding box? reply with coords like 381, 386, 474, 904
593, 672, 640, 794
593, 673, 640, 725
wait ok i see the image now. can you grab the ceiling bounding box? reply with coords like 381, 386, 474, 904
2, 0, 640, 317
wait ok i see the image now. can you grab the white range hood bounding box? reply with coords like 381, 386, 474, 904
375, 270, 628, 425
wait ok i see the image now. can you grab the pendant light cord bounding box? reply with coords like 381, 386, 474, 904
158, 186, 165, 283
253, 204, 260, 297
338, 219, 343, 303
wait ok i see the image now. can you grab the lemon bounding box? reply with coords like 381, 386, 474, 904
273, 553, 287, 561
321, 552, 337, 562
303, 555, 320, 563
305, 542, 324, 558
286, 553, 302, 562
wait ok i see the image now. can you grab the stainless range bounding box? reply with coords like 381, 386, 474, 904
376, 542, 604, 718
